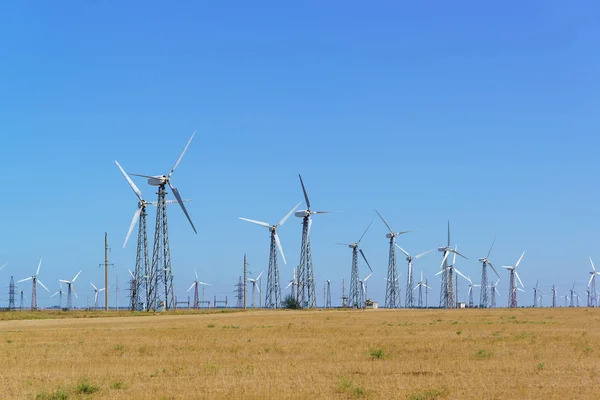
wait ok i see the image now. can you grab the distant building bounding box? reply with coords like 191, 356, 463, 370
365, 300, 378, 309
457, 302, 466, 309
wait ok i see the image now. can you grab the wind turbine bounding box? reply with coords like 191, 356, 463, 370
240, 202, 300, 309
478, 239, 500, 308
436, 246, 469, 308
248, 271, 264, 308
396, 246, 434, 308
338, 221, 373, 308
325, 279, 332, 308
569, 282, 577, 307
51, 282, 65, 309
284, 268, 297, 300
129, 131, 197, 311
59, 270, 81, 311
375, 209, 410, 308
90, 282, 106, 310
187, 269, 211, 309
116, 161, 189, 311
464, 276, 480, 308
296, 175, 331, 308
438, 222, 468, 308
0, 263, 7, 272
533, 280, 540, 308
588, 257, 599, 307
359, 273, 373, 308
414, 271, 431, 308
502, 251, 525, 308
489, 279, 500, 308
17, 258, 49, 310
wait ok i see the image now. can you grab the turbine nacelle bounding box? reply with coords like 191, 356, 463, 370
146, 175, 169, 186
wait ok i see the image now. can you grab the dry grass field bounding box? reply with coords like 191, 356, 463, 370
0, 308, 598, 399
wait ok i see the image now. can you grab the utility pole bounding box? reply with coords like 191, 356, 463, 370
105, 232, 109, 311
116, 274, 119, 311
243, 254, 247, 309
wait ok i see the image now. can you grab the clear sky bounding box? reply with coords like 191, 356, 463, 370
1, 1, 599, 308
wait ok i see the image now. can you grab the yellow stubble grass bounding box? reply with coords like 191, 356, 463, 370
0, 308, 599, 399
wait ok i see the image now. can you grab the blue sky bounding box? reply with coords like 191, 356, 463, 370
1, 1, 599, 308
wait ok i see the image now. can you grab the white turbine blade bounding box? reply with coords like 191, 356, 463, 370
424, 284, 432, 289
72, 285, 78, 298
298, 174, 311, 210
487, 238, 496, 259
51, 291, 59, 298
450, 249, 468, 260
198, 281, 211, 286
590, 257, 596, 273
123, 207, 142, 248
374, 209, 394, 235
395, 244, 410, 258
274, 232, 287, 265
517, 288, 525, 293
257, 271, 263, 280
515, 270, 524, 288
359, 249, 373, 273
357, 220, 373, 244
415, 249, 435, 259
435, 268, 445, 277
90, 282, 97, 291
239, 217, 270, 228
37, 279, 50, 292
395, 230, 411, 236
588, 274, 595, 288
115, 160, 144, 202
363, 273, 373, 282
59, 279, 70, 283
440, 251, 449, 270
94, 292, 98, 305
72, 270, 82, 283
488, 261, 501, 279
36, 258, 43, 276
0, 263, 7, 271
194, 268, 199, 282
494, 287, 500, 295
285, 281, 293, 289
18, 277, 32, 283
307, 217, 313, 239
130, 173, 158, 180
247, 278, 256, 283
169, 185, 197, 234
515, 251, 526, 268
278, 201, 302, 227
454, 268, 469, 282
128, 269, 135, 279
99, 288, 105, 292
501, 266, 513, 270
164, 199, 191, 205
473, 284, 481, 287
169, 130, 196, 178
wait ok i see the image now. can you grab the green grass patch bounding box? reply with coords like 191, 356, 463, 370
76, 379, 99, 394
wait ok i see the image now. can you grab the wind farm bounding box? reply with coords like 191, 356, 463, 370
2, 2, 599, 399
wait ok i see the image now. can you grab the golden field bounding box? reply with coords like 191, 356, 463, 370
0, 308, 598, 399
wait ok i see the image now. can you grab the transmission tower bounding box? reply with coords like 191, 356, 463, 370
326, 280, 331, 308
236, 276, 244, 308
341, 279, 348, 307
8, 276, 15, 311
552, 285, 557, 308
20, 290, 24, 310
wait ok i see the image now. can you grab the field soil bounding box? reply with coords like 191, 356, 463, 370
0, 308, 598, 399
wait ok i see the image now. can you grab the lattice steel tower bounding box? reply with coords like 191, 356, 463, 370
296, 175, 330, 308
236, 276, 244, 308
375, 209, 409, 308
438, 223, 467, 309
326, 280, 331, 308
478, 239, 499, 308
128, 132, 198, 311
503, 252, 525, 308
588, 257, 599, 307
8, 276, 15, 311
340, 221, 372, 308
552, 285, 557, 308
